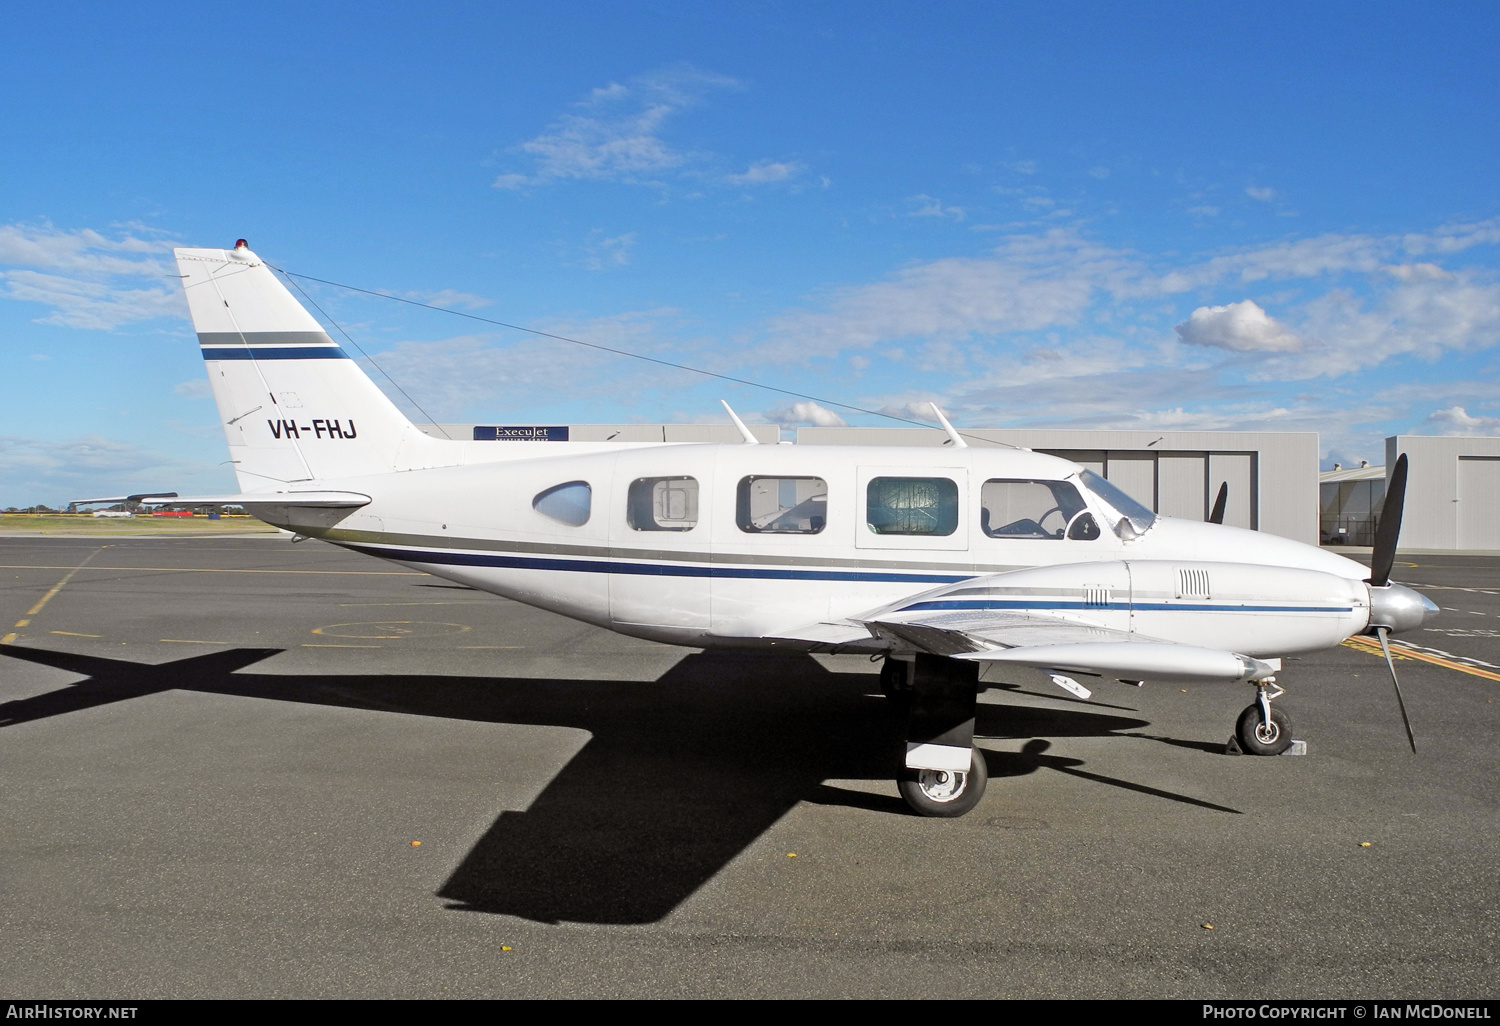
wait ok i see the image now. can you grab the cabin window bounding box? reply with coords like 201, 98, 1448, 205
980, 479, 1097, 541
627, 476, 699, 531
866, 477, 958, 536
533, 481, 592, 527
737, 476, 827, 534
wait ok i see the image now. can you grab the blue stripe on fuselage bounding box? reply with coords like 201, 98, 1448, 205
345, 543, 968, 584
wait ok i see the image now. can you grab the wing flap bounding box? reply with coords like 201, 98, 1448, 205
859, 608, 1273, 684
951, 641, 1272, 684
760, 620, 883, 651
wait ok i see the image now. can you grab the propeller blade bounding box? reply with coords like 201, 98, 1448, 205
1375, 627, 1418, 753
1208, 482, 1228, 525
1368, 453, 1409, 588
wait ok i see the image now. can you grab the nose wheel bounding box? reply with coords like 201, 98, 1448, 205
1234, 680, 1293, 756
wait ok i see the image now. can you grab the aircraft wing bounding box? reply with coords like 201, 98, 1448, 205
861, 608, 1274, 685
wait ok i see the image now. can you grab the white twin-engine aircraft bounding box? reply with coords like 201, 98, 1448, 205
149, 241, 1436, 817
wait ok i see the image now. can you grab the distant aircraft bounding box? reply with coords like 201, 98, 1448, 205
127, 241, 1440, 816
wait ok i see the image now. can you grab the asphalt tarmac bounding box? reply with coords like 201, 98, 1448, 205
1, 537, 1496, 999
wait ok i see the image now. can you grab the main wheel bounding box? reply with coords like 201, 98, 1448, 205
898, 749, 989, 817
1235, 704, 1293, 756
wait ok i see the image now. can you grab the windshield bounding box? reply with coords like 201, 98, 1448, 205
1078, 469, 1156, 535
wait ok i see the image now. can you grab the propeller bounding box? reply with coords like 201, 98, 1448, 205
1374, 627, 1418, 754
1208, 482, 1228, 525
1366, 453, 1417, 753
1368, 453, 1407, 589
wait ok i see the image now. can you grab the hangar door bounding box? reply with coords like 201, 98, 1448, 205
1041, 450, 1256, 529
1458, 457, 1500, 550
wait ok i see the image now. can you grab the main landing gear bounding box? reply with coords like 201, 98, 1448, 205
1233, 678, 1293, 756
886, 654, 988, 817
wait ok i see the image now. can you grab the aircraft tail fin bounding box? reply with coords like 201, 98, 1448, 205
175, 242, 446, 489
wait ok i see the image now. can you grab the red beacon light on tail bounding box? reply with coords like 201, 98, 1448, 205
234, 239, 248, 250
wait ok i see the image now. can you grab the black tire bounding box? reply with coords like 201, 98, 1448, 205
898, 749, 989, 817
1235, 704, 1293, 756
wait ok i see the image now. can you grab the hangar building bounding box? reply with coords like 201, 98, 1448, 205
1386, 434, 1500, 551
421, 422, 1499, 552
796, 427, 1318, 544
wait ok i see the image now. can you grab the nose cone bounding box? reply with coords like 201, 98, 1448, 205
1368, 584, 1439, 634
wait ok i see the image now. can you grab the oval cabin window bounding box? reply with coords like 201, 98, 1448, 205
533, 481, 592, 527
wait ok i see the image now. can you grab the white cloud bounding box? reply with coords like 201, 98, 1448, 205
1175, 300, 1303, 352
876, 400, 941, 422
0, 433, 219, 507
400, 288, 492, 310
2, 268, 184, 330
1265, 271, 1500, 378
580, 231, 637, 270
0, 224, 169, 276
1424, 406, 1500, 434
906, 195, 966, 221
365, 309, 689, 417
1245, 186, 1277, 202
0, 223, 184, 329
491, 67, 745, 189
764, 400, 847, 427
726, 161, 803, 186
763, 228, 1128, 360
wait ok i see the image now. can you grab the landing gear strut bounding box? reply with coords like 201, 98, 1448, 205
896, 654, 987, 817
1234, 679, 1293, 756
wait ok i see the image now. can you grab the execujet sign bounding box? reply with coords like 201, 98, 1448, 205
1202, 1009, 1492, 1021
472, 426, 570, 441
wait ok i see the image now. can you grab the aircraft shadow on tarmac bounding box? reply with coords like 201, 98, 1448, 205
0, 644, 1236, 925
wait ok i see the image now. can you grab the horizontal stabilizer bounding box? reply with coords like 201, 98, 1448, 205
138, 492, 371, 508
72, 492, 178, 505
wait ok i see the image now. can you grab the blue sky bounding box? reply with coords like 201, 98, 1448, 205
3, 1, 1499, 505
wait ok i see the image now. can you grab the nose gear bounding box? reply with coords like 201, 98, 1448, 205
1232, 677, 1294, 755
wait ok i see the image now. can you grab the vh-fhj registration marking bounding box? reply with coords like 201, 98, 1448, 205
267, 418, 358, 439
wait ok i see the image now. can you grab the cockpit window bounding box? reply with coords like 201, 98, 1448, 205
627, 476, 699, 531
533, 481, 591, 527
1078, 469, 1156, 535
737, 476, 827, 534
980, 479, 1095, 541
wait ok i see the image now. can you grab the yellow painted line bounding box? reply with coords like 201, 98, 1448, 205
160, 639, 231, 645
50, 630, 103, 638
301, 643, 382, 648
25, 548, 106, 616
1, 633, 16, 645
13, 618, 29, 628
0, 565, 424, 576
1341, 635, 1500, 682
